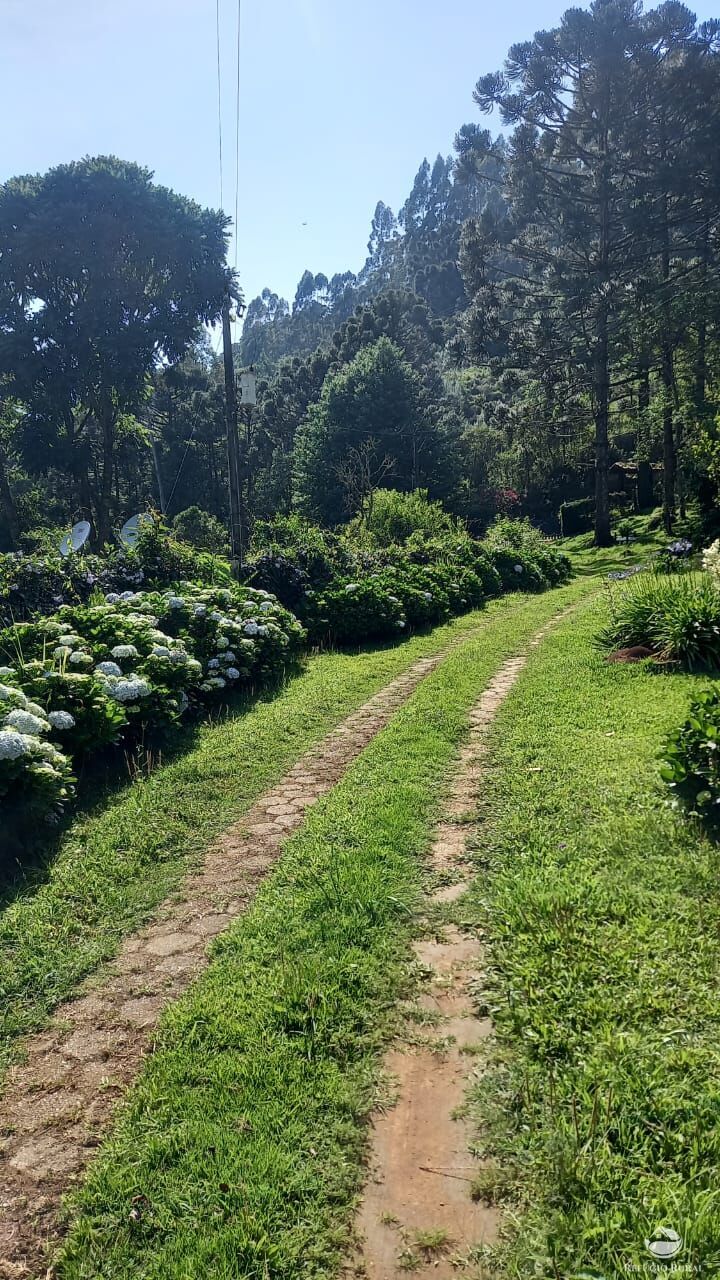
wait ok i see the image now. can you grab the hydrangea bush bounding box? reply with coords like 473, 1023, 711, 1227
0, 584, 305, 829
662, 688, 720, 814
0, 681, 74, 821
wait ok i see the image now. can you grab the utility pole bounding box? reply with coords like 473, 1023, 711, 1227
222, 287, 244, 573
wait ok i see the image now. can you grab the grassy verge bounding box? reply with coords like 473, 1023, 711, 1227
0, 607, 500, 1076
52, 582, 591, 1280
462, 593, 720, 1277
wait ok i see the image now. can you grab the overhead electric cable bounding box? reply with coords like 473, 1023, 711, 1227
216, 0, 224, 210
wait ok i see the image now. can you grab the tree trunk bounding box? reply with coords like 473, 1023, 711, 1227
694, 217, 709, 423
594, 323, 612, 546
661, 344, 675, 533
96, 403, 116, 546
636, 351, 653, 510
0, 446, 20, 548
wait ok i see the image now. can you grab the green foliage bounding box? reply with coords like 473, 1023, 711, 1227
0, 681, 75, 821
292, 338, 429, 524
350, 488, 455, 547
0, 516, 233, 627
172, 506, 229, 555
306, 578, 405, 645
0, 585, 305, 837
0, 157, 233, 543
662, 688, 720, 812
464, 599, 720, 1275
559, 498, 594, 537
597, 572, 720, 669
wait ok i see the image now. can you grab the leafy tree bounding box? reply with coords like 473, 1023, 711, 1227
293, 338, 435, 523
0, 156, 233, 544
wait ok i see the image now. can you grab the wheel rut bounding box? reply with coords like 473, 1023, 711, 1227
354, 617, 564, 1279
0, 639, 464, 1278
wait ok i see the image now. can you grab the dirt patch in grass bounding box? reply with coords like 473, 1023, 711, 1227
355, 619, 566, 1279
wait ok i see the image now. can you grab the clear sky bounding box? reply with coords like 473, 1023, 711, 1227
2, 0, 716, 334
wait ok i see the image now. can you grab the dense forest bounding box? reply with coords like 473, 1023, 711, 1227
1, 0, 720, 552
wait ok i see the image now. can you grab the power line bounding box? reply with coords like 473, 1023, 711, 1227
234, 0, 242, 272
215, 0, 224, 210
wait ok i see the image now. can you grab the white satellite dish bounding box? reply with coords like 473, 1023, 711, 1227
119, 513, 151, 550
59, 520, 91, 557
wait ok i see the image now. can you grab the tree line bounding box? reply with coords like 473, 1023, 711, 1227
1, 0, 720, 552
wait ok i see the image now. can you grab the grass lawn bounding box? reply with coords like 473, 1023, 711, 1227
0, 605, 499, 1077
52, 582, 592, 1280
462, 592, 720, 1277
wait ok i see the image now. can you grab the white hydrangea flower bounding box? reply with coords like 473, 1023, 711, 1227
5, 709, 49, 736
345, 583, 358, 593
120, 591, 137, 601
69, 651, 92, 666
111, 644, 139, 660
48, 710, 75, 730
53, 646, 72, 659
422, 592, 432, 601
216, 635, 230, 649
95, 661, 122, 678
166, 595, 185, 609
168, 649, 187, 664
110, 677, 152, 703
58, 634, 81, 647
0, 730, 32, 759
0, 684, 16, 702
259, 602, 273, 613
514, 564, 524, 573
151, 645, 171, 658
105, 592, 121, 604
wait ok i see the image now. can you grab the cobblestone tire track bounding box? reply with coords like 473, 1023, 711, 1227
0, 637, 475, 1278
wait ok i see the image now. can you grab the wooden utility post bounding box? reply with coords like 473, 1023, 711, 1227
222, 289, 244, 572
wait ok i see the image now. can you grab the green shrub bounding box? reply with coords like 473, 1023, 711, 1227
662, 688, 720, 812
597, 572, 720, 669
559, 497, 594, 536
306, 578, 405, 645
349, 488, 456, 547
0, 681, 75, 822
172, 506, 229, 555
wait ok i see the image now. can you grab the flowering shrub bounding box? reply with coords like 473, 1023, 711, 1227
662, 688, 720, 813
306, 579, 405, 645
0, 516, 233, 627
0, 681, 74, 821
0, 584, 306, 830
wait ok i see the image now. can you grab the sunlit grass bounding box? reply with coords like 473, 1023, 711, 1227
463, 593, 720, 1276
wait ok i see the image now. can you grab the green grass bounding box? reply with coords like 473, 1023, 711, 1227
0, 606, 497, 1077
52, 582, 592, 1280
461, 593, 720, 1277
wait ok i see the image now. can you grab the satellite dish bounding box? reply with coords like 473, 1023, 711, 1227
119, 513, 150, 550
59, 521, 91, 557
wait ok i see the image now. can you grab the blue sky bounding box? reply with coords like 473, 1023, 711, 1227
2, 0, 716, 332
